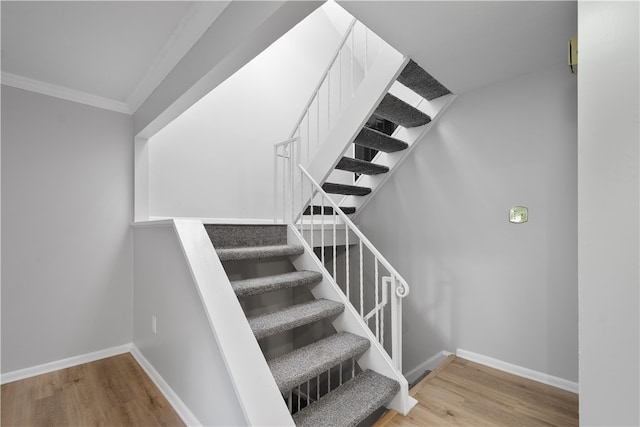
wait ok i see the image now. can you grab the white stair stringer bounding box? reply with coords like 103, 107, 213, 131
172, 220, 295, 426
287, 225, 418, 416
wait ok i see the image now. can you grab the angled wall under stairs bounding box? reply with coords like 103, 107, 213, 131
205, 224, 404, 426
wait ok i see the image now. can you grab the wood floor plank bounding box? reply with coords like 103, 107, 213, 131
374, 356, 578, 427
1, 353, 185, 427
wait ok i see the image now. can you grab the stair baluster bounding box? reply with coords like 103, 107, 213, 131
273, 136, 409, 371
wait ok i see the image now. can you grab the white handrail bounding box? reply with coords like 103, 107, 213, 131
298, 165, 410, 298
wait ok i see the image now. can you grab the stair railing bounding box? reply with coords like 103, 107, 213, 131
273, 138, 409, 371
288, 17, 390, 167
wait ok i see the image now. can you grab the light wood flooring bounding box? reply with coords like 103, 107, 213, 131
1, 353, 185, 427
375, 355, 579, 427
2, 353, 579, 427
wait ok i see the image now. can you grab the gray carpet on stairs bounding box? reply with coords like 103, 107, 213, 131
322, 182, 371, 196
249, 299, 344, 340
216, 244, 304, 262
397, 59, 451, 101
336, 156, 390, 175
205, 224, 287, 248
303, 205, 356, 215
230, 270, 322, 297
374, 93, 431, 128
354, 127, 408, 153
268, 332, 370, 393
292, 370, 400, 427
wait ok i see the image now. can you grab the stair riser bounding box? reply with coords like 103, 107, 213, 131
250, 300, 344, 340
216, 245, 304, 262
205, 224, 287, 247
232, 271, 323, 297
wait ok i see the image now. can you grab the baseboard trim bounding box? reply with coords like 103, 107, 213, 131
456, 349, 579, 394
130, 345, 201, 427
404, 350, 453, 384
0, 343, 132, 385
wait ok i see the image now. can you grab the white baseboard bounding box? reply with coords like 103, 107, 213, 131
404, 350, 453, 384
1, 343, 132, 385
456, 349, 579, 394
130, 345, 201, 427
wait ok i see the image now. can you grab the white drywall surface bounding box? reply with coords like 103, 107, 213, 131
148, 6, 346, 220
578, 2, 640, 425
1, 86, 134, 373
356, 63, 579, 383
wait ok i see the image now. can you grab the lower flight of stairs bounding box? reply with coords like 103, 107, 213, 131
314, 58, 451, 218
205, 224, 400, 426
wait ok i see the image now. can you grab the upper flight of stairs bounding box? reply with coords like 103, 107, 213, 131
205, 224, 400, 426
316, 59, 451, 217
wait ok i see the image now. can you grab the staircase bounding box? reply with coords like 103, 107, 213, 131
205, 224, 401, 426
192, 17, 454, 427
319, 60, 451, 216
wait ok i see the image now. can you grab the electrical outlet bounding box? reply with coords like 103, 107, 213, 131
152, 315, 157, 334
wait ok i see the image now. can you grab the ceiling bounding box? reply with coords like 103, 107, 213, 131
1, 1, 228, 113
1, 1, 577, 115
338, 1, 577, 94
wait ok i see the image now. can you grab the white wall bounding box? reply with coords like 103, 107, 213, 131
1, 86, 134, 373
133, 1, 323, 138
578, 2, 640, 425
133, 224, 245, 426
356, 63, 578, 382
148, 6, 346, 220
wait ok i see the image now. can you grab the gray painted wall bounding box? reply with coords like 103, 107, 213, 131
356, 63, 578, 382
578, 2, 640, 425
1, 86, 134, 372
133, 225, 245, 426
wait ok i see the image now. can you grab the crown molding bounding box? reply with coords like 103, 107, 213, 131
1, 72, 131, 115
126, 1, 231, 113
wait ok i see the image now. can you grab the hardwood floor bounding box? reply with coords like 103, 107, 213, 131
375, 355, 579, 427
1, 353, 185, 427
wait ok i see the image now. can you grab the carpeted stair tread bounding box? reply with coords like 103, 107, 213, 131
322, 182, 371, 196
374, 93, 431, 128
354, 127, 408, 153
205, 224, 287, 247
216, 244, 304, 262
249, 299, 344, 340
336, 157, 390, 175
268, 332, 371, 393
397, 59, 451, 101
303, 206, 356, 215
230, 271, 323, 297
292, 370, 400, 427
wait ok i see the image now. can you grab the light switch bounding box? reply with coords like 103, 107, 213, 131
509, 206, 528, 224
